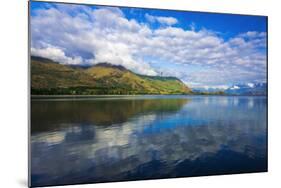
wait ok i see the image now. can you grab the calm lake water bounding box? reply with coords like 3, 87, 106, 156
31, 95, 267, 187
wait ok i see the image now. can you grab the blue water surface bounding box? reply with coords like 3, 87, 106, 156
31, 95, 267, 187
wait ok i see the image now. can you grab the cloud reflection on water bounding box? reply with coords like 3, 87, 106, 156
31, 96, 267, 186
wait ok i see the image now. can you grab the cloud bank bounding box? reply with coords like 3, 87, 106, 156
30, 3, 267, 87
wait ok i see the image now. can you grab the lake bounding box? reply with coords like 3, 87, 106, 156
30, 95, 267, 187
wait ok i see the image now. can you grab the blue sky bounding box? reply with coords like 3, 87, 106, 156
30, 1, 267, 89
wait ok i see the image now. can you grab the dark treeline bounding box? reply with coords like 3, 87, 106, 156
31, 87, 188, 95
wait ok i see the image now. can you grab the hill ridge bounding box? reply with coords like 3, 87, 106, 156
31, 56, 192, 95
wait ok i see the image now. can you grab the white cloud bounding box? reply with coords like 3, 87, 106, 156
31, 6, 157, 75
238, 31, 266, 38
247, 83, 255, 88
31, 4, 267, 86
145, 13, 178, 26
230, 85, 240, 90
31, 46, 83, 65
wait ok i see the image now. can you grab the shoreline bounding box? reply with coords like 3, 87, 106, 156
31, 94, 267, 99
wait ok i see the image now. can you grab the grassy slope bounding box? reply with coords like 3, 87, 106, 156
31, 58, 96, 88
31, 57, 192, 95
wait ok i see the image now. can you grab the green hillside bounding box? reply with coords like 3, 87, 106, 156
31, 56, 192, 95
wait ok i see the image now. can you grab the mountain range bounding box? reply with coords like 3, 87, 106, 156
224, 83, 267, 96
193, 83, 267, 96
31, 56, 192, 95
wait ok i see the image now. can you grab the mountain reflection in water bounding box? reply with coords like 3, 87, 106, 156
31, 96, 267, 187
